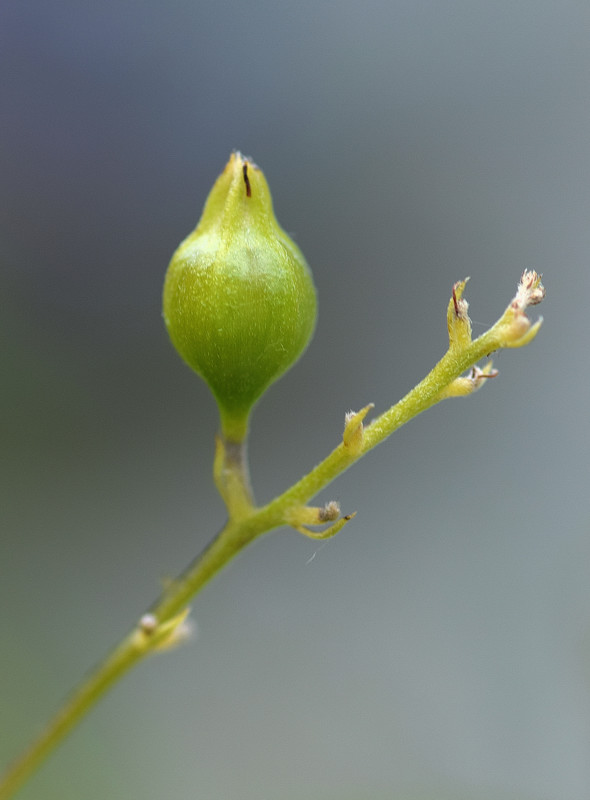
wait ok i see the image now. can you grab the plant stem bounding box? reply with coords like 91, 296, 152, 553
0, 633, 145, 800
257, 327, 499, 516
0, 297, 539, 799
0, 518, 256, 800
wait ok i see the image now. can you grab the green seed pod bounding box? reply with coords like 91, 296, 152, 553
163, 152, 317, 442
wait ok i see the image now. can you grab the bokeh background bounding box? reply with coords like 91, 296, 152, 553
2, 2, 589, 799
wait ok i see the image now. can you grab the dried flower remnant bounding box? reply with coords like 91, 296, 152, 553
438, 362, 498, 400
489, 270, 545, 349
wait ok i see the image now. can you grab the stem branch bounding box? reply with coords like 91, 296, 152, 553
0, 277, 543, 799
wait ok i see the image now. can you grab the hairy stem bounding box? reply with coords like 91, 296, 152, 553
0, 288, 541, 799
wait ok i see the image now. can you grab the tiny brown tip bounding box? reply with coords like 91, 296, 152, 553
242, 163, 252, 197
452, 285, 460, 316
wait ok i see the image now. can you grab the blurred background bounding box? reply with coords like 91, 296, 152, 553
1, 2, 589, 798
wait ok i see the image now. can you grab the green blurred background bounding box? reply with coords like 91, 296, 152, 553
2, 2, 589, 798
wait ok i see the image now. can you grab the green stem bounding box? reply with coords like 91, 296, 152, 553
0, 518, 251, 800
0, 634, 144, 800
256, 328, 499, 517
0, 317, 526, 799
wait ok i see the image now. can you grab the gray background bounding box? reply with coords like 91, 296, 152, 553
1, 2, 589, 799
